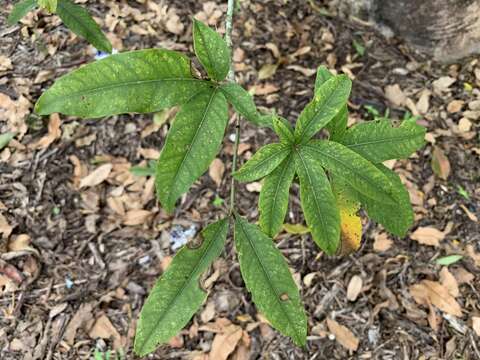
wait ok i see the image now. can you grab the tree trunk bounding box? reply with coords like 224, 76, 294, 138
347, 0, 480, 62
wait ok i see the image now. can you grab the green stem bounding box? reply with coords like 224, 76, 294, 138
225, 0, 240, 216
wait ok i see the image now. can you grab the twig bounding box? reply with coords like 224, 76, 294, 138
225, 0, 240, 216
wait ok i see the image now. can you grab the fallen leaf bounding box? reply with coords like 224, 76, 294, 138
459, 204, 478, 222
458, 118, 472, 132
346, 275, 363, 302
416, 89, 431, 114
7, 234, 35, 253
251, 83, 279, 96
0, 214, 13, 239
326, 318, 359, 351
79, 163, 112, 188
433, 76, 456, 93
123, 210, 153, 226
245, 182, 262, 192
439, 267, 459, 298
472, 317, 480, 336
209, 158, 225, 187
64, 303, 94, 345
385, 84, 406, 107
373, 233, 393, 252
451, 267, 474, 284
258, 63, 278, 80
431, 147, 450, 180
209, 323, 243, 360
410, 226, 445, 246
89, 314, 123, 349
31, 114, 61, 149
409, 280, 462, 317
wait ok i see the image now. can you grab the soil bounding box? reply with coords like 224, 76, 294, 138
0, 1, 479, 359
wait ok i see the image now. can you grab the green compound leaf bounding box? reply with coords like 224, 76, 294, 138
295, 75, 352, 144
219, 82, 272, 127
134, 218, 229, 356
57, 0, 112, 53
295, 147, 340, 255
38, 0, 57, 12
356, 164, 414, 236
7, 0, 37, 25
341, 118, 426, 163
259, 153, 296, 238
303, 140, 398, 204
233, 143, 290, 182
193, 19, 231, 81
234, 216, 307, 346
273, 116, 295, 144
35, 49, 211, 118
156, 88, 228, 213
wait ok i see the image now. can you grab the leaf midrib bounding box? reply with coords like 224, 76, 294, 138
295, 149, 330, 247
167, 87, 219, 206
296, 78, 340, 141
266, 154, 293, 235
138, 221, 225, 353
57, 0, 101, 44
345, 133, 422, 149
236, 219, 302, 344
305, 143, 395, 202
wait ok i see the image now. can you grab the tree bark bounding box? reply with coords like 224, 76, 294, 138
346, 0, 480, 62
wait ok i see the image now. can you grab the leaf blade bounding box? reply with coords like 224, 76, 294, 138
295, 147, 340, 255
341, 118, 426, 163
294, 75, 352, 143
219, 82, 272, 127
155, 88, 228, 213
304, 140, 397, 203
7, 0, 37, 25
56, 0, 112, 53
134, 219, 229, 356
233, 143, 290, 182
272, 116, 295, 144
259, 153, 296, 237
35, 49, 211, 118
193, 19, 231, 81
234, 216, 307, 346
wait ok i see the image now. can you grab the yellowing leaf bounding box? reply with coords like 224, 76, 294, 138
335, 193, 362, 256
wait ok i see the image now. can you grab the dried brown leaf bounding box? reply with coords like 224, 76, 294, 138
410, 226, 445, 247
409, 280, 462, 317
439, 267, 459, 298
209, 158, 225, 187
326, 318, 359, 351
79, 163, 112, 188
431, 146, 450, 180
89, 314, 123, 349
346, 275, 363, 302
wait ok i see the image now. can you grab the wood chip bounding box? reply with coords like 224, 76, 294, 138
472, 317, 480, 336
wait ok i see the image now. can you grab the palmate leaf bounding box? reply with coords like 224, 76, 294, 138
357, 164, 414, 236
35, 49, 211, 118
272, 116, 295, 144
7, 0, 37, 25
134, 218, 229, 356
220, 83, 273, 127
57, 0, 112, 53
294, 75, 352, 144
234, 216, 307, 346
233, 143, 290, 182
156, 88, 228, 213
295, 147, 340, 255
193, 19, 231, 81
38, 0, 57, 12
341, 118, 426, 163
303, 140, 397, 204
259, 153, 296, 238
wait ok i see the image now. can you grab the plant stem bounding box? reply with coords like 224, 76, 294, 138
225, 0, 240, 216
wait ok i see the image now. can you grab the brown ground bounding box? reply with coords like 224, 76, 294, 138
1, 1, 479, 359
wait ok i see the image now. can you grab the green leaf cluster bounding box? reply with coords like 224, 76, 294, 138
234, 66, 425, 251
32, 16, 426, 355
8, 0, 112, 53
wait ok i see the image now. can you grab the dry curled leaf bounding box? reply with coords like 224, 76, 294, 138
431, 146, 450, 180
410, 226, 445, 247
209, 158, 225, 187
373, 233, 393, 252
89, 314, 123, 349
